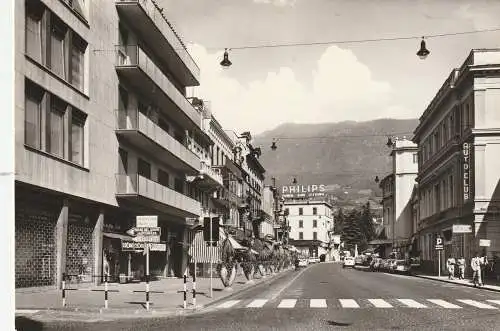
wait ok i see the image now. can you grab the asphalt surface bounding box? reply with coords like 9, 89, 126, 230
16, 263, 500, 331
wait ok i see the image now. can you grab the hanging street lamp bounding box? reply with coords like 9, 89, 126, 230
220, 48, 232, 68
416, 37, 430, 60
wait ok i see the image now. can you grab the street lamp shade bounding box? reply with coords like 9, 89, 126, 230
386, 137, 393, 148
271, 139, 277, 150
220, 48, 232, 68
374, 176, 380, 184
416, 38, 430, 60
292, 177, 297, 184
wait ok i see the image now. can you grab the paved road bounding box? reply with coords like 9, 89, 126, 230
16, 263, 500, 330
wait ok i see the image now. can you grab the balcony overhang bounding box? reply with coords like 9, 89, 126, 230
115, 1, 200, 86
188, 174, 222, 189
115, 66, 201, 133
116, 130, 199, 176
116, 194, 200, 219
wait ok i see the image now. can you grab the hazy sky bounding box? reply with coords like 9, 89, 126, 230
163, 0, 500, 135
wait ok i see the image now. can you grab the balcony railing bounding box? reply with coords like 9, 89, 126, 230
115, 0, 200, 83
115, 44, 202, 128
116, 174, 201, 217
200, 161, 223, 186
115, 108, 199, 173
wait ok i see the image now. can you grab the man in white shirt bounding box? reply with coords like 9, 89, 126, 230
471, 253, 482, 287
457, 256, 466, 280
446, 255, 456, 279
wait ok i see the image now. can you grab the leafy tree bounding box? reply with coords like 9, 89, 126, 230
341, 209, 366, 251
334, 208, 345, 235
359, 202, 376, 243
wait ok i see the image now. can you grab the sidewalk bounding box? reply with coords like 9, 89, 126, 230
15, 267, 294, 319
413, 274, 500, 293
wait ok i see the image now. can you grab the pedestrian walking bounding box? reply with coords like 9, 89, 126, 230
471, 253, 482, 287
446, 255, 456, 280
457, 256, 465, 280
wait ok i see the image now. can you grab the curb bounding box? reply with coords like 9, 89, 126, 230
202, 268, 295, 309
413, 274, 500, 293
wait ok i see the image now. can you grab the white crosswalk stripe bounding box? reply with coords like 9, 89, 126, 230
457, 299, 498, 309
214, 298, 500, 310
427, 299, 462, 309
368, 299, 393, 308
246, 299, 268, 308
397, 299, 427, 308
278, 299, 297, 308
310, 299, 327, 308
339, 299, 360, 308
217, 300, 241, 308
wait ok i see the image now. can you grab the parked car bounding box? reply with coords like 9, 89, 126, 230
386, 259, 397, 273
308, 256, 320, 264
354, 255, 364, 266
394, 260, 411, 274
370, 258, 383, 271
297, 258, 309, 268
343, 256, 355, 268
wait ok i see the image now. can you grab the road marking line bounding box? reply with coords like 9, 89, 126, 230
367, 299, 393, 308
397, 299, 427, 308
217, 300, 241, 308
339, 299, 360, 308
426, 299, 462, 309
269, 267, 309, 301
277, 299, 297, 308
486, 300, 500, 306
310, 299, 327, 308
246, 299, 268, 308
457, 299, 498, 309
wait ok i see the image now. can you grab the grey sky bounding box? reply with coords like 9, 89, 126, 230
164, 0, 500, 134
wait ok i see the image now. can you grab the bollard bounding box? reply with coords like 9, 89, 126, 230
183, 275, 187, 309
104, 274, 109, 309
192, 272, 196, 307
145, 274, 150, 311
62, 273, 66, 307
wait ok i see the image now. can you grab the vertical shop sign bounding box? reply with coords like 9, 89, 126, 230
463, 142, 471, 201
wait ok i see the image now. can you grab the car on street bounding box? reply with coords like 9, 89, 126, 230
308, 256, 320, 264
394, 260, 411, 274
343, 256, 355, 268
297, 258, 309, 268
370, 258, 383, 271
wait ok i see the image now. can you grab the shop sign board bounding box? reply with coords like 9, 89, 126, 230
133, 235, 160, 243
435, 237, 444, 250
127, 227, 161, 237
121, 240, 166, 252
452, 225, 472, 234
136, 215, 158, 228
479, 239, 491, 247
463, 142, 471, 201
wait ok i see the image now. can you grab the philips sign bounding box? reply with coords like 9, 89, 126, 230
281, 184, 326, 199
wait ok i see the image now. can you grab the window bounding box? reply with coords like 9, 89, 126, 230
25, 1, 44, 62
70, 109, 85, 165
50, 16, 67, 79
313, 207, 317, 215
25, 81, 44, 149
313, 220, 317, 228
284, 208, 289, 216
49, 97, 66, 158
449, 175, 454, 207
174, 177, 184, 193
299, 232, 303, 240
70, 33, 86, 91
299, 220, 303, 228
158, 169, 169, 187
313, 232, 317, 240
118, 148, 128, 174
299, 208, 303, 215
413, 153, 418, 164
62, 0, 87, 18
138, 158, 151, 179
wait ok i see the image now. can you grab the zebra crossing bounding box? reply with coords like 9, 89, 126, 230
215, 298, 500, 310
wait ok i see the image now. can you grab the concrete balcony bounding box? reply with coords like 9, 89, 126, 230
115, 45, 202, 131
200, 161, 223, 187
116, 174, 201, 218
115, 0, 200, 86
115, 109, 200, 175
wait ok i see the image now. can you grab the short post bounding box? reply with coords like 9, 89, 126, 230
183, 274, 187, 309
146, 244, 150, 311
62, 273, 66, 307
438, 251, 441, 278
104, 273, 109, 309
192, 266, 196, 307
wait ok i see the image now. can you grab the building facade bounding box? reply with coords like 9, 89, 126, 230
16, 0, 207, 287
413, 49, 500, 275
261, 186, 277, 239
285, 198, 334, 260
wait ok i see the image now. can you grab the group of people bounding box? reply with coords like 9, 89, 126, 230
446, 252, 490, 287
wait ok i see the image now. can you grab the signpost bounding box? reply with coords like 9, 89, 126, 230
435, 237, 444, 277
479, 239, 491, 247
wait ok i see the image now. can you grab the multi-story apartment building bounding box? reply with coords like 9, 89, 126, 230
413, 49, 500, 274
261, 186, 276, 239
285, 198, 334, 260
379, 138, 418, 258
15, 0, 206, 288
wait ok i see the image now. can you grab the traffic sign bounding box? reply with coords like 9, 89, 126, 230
121, 240, 166, 252
435, 237, 444, 250
479, 239, 491, 247
126, 227, 161, 237
133, 235, 161, 243
136, 215, 158, 228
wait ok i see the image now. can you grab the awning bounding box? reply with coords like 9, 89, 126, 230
228, 236, 246, 250
103, 232, 133, 240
